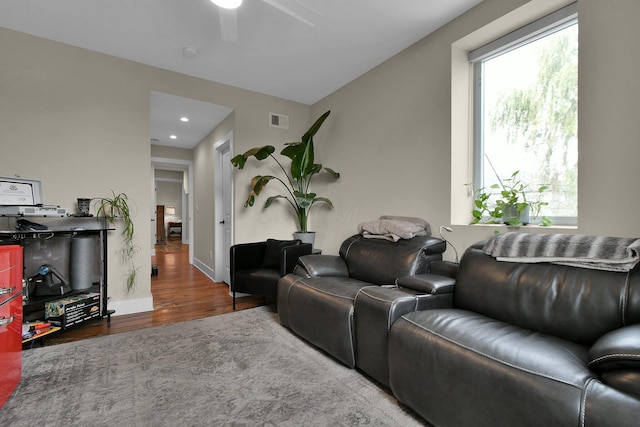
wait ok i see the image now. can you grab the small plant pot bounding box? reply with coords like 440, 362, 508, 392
503, 205, 530, 225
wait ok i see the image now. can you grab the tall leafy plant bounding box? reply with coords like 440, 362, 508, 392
231, 110, 340, 232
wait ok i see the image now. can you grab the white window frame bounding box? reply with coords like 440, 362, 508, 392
469, 2, 578, 226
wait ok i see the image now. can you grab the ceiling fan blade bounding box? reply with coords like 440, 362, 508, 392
218, 8, 239, 42
261, 0, 316, 27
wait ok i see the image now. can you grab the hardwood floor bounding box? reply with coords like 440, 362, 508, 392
39, 237, 266, 346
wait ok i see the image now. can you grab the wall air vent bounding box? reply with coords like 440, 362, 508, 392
269, 112, 289, 129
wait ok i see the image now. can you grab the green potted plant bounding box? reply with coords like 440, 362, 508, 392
231, 110, 340, 244
93, 191, 139, 292
471, 170, 552, 226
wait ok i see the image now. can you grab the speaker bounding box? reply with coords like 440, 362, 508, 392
70, 235, 95, 290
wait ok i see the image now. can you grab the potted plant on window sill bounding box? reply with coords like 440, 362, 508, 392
231, 110, 340, 247
470, 170, 552, 227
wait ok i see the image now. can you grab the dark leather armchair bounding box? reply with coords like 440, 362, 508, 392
230, 239, 312, 310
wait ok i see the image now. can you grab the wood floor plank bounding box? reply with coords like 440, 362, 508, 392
36, 239, 266, 347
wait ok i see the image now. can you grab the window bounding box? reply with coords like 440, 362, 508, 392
470, 3, 578, 225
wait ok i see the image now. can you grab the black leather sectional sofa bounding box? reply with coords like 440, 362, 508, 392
277, 235, 640, 426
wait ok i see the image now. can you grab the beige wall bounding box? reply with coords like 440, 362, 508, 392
312, 0, 640, 258
151, 145, 193, 162
2, 0, 640, 310
0, 27, 311, 312
156, 180, 182, 215
0, 29, 156, 311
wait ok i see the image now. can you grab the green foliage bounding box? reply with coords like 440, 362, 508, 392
94, 191, 139, 292
489, 30, 578, 216
470, 171, 551, 227
231, 110, 340, 232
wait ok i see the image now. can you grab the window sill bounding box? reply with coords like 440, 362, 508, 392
457, 223, 578, 231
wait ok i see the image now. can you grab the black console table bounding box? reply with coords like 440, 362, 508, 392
0, 216, 114, 325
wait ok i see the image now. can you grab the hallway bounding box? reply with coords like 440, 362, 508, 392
40, 238, 264, 346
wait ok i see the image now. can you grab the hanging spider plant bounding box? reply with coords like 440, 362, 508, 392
94, 191, 139, 292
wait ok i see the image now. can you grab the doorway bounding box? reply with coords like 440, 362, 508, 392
151, 158, 194, 264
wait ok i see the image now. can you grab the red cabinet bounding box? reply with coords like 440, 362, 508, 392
0, 245, 23, 408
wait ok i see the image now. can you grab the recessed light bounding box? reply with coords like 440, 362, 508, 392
170, 135, 177, 140
180, 117, 189, 122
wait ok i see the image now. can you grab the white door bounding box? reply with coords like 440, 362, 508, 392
214, 134, 233, 285
221, 147, 232, 284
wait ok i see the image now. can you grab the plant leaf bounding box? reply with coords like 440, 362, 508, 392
244, 175, 276, 207
323, 167, 340, 179
231, 146, 275, 169
312, 197, 334, 208
301, 110, 330, 144
294, 191, 316, 209
293, 139, 314, 181
280, 142, 304, 160
264, 195, 288, 208
230, 154, 246, 169
251, 175, 275, 195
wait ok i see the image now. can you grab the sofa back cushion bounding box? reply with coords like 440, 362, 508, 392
454, 242, 640, 345
261, 239, 300, 269
338, 234, 445, 285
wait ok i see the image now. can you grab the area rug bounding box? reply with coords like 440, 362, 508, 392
0, 306, 426, 426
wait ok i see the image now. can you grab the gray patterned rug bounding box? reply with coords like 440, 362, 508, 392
1, 306, 425, 426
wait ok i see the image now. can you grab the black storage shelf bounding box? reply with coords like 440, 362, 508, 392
22, 283, 101, 322
0, 216, 115, 326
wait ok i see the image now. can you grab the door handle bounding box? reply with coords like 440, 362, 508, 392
0, 286, 15, 296
219, 220, 225, 224
0, 315, 16, 326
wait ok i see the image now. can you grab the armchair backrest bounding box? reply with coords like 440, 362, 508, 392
230, 239, 309, 277
338, 234, 446, 285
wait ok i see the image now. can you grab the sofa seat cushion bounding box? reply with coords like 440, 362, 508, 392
283, 276, 372, 367
389, 309, 594, 426
294, 276, 371, 301
233, 268, 281, 297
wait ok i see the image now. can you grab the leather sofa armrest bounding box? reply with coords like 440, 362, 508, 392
589, 324, 640, 371
297, 254, 349, 278
429, 260, 459, 278
395, 274, 456, 295
589, 324, 640, 397
281, 243, 312, 275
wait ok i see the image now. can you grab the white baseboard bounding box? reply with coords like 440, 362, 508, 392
108, 297, 154, 316
192, 257, 233, 296
193, 257, 216, 282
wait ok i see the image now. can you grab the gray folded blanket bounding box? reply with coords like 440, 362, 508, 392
358, 216, 431, 242
483, 232, 640, 272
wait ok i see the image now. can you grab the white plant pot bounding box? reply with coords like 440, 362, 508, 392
503, 204, 530, 225
294, 231, 315, 248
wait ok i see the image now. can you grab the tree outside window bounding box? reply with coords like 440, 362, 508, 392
476, 21, 578, 223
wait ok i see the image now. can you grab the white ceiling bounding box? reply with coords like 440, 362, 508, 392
0, 0, 483, 149
150, 92, 234, 149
